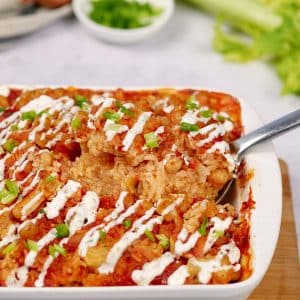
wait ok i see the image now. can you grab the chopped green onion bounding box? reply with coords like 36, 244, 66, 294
116, 101, 134, 116
0, 107, 5, 113
45, 175, 56, 183
3, 139, 19, 153
39, 208, 45, 214
214, 230, 224, 238
49, 244, 67, 258
89, 0, 163, 30
144, 229, 155, 241
180, 122, 199, 132
99, 229, 106, 242
185, 96, 199, 110
10, 124, 19, 131
2, 242, 17, 255
55, 223, 70, 238
103, 111, 121, 122
24, 240, 38, 252
217, 115, 231, 122
81, 103, 90, 112
38, 110, 47, 116
156, 234, 170, 250
0, 190, 17, 204
71, 117, 81, 130
198, 217, 208, 236
200, 110, 214, 118
144, 132, 159, 148
123, 219, 131, 229
106, 123, 122, 132
5, 180, 19, 195
21, 110, 37, 122
74, 95, 88, 108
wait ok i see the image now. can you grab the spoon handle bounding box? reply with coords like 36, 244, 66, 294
233, 108, 300, 158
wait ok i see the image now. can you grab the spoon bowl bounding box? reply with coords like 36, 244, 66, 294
216, 108, 300, 203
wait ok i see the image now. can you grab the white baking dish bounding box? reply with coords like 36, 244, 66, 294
0, 87, 282, 300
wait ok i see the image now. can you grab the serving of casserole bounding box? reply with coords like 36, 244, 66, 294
0, 87, 281, 299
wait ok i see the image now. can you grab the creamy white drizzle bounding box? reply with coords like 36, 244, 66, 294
122, 112, 152, 151
34, 191, 100, 287
22, 171, 41, 197
0, 86, 10, 97
175, 228, 201, 256
207, 141, 237, 171
203, 216, 232, 254
6, 229, 57, 287
167, 265, 189, 285
94, 97, 115, 119
0, 112, 20, 130
44, 180, 81, 219
98, 196, 184, 274
78, 192, 143, 257
21, 192, 43, 221
153, 98, 174, 114
190, 241, 240, 284
103, 103, 133, 141
19, 95, 57, 114
132, 252, 174, 285
66, 191, 99, 235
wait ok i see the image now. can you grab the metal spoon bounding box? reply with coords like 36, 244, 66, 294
216, 108, 300, 203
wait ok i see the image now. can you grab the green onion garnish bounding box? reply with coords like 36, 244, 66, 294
144, 132, 159, 148
55, 223, 70, 238
198, 217, 208, 236
116, 101, 134, 116
180, 122, 199, 132
2, 242, 17, 255
0, 190, 17, 205
10, 124, 19, 131
106, 123, 122, 132
74, 95, 88, 108
200, 110, 213, 118
45, 175, 56, 183
38, 110, 47, 116
49, 244, 67, 258
99, 229, 106, 242
39, 208, 45, 214
5, 180, 19, 195
21, 110, 37, 122
0, 181, 19, 205
89, 0, 163, 30
214, 230, 224, 238
24, 240, 38, 252
3, 139, 19, 153
71, 117, 81, 130
156, 234, 170, 250
185, 96, 199, 110
123, 219, 131, 229
103, 111, 121, 122
144, 229, 155, 241
0, 107, 5, 113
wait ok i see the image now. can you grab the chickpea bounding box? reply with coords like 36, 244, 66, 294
165, 156, 183, 174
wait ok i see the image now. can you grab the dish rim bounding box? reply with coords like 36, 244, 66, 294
0, 85, 282, 298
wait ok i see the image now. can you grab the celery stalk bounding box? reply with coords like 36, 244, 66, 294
184, 0, 282, 31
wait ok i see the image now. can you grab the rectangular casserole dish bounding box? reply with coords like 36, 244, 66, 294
0, 86, 282, 300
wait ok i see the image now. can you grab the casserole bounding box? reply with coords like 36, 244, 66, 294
0, 85, 279, 297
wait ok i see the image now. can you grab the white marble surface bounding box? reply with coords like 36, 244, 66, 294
0, 2, 299, 255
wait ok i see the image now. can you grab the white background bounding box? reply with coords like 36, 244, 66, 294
0, 2, 299, 255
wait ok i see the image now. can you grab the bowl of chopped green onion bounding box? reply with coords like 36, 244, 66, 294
73, 0, 174, 43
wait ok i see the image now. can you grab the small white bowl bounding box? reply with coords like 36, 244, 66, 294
72, 0, 174, 44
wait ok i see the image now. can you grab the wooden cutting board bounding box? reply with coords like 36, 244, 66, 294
250, 160, 300, 300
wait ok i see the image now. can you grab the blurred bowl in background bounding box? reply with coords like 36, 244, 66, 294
72, 0, 174, 44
